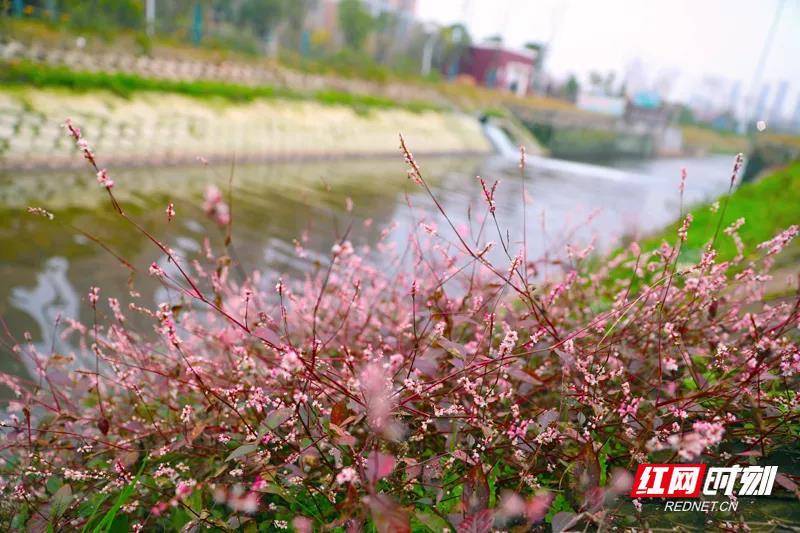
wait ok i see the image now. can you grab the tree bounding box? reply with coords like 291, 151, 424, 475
437, 23, 471, 76
238, 0, 286, 40
60, 0, 144, 31
372, 10, 398, 63
603, 71, 616, 96
284, 0, 317, 50
524, 41, 546, 68
588, 70, 604, 91
563, 75, 579, 102
677, 104, 696, 125
338, 0, 373, 50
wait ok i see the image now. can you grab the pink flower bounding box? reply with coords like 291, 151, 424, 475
203, 185, 230, 227
96, 168, 114, 189
149, 262, 166, 277
166, 202, 175, 221
478, 177, 498, 214
506, 420, 530, 441
679, 168, 687, 195
251, 476, 267, 491
63, 118, 81, 140
360, 363, 400, 440
150, 502, 168, 516
336, 467, 358, 485
175, 479, 196, 499
667, 420, 725, 460
678, 214, 692, 241
228, 491, 259, 513
758, 225, 798, 256
499, 328, 518, 357
88, 287, 100, 306
617, 397, 641, 418
280, 350, 303, 373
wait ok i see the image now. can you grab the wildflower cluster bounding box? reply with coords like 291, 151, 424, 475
0, 125, 798, 531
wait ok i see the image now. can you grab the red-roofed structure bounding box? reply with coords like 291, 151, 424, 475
458, 43, 538, 96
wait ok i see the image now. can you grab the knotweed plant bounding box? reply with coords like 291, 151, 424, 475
0, 122, 798, 532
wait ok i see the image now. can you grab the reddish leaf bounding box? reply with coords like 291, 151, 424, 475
292, 516, 314, 533
525, 493, 553, 523
574, 442, 601, 493
366, 494, 409, 533
462, 464, 490, 514
331, 401, 350, 426
345, 519, 363, 533
776, 473, 798, 492
366, 451, 396, 484
97, 417, 110, 436
552, 511, 578, 533
188, 422, 208, 443
457, 509, 493, 533
437, 338, 468, 358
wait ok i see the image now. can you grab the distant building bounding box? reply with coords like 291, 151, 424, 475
727, 80, 741, 114
625, 93, 679, 131
363, 0, 417, 17
576, 92, 626, 117
309, 0, 417, 51
624, 93, 682, 155
308, 0, 340, 37
769, 80, 788, 123
458, 43, 537, 96
793, 94, 800, 127
753, 84, 770, 121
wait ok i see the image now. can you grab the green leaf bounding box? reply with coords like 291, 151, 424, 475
90, 457, 148, 533
170, 507, 191, 530
265, 408, 293, 430
488, 468, 497, 508
598, 443, 609, 486
226, 443, 259, 461
50, 484, 72, 519
414, 510, 450, 532
436, 484, 463, 514
12, 504, 30, 530
46, 476, 64, 495
108, 515, 129, 533
545, 494, 574, 524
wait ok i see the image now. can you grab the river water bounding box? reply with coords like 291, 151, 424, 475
0, 152, 737, 379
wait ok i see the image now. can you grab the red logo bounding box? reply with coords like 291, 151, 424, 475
631, 464, 706, 498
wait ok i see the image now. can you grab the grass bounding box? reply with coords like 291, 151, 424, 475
681, 125, 750, 155
0, 60, 442, 114
643, 161, 800, 264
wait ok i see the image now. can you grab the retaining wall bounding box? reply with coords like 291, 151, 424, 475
0, 88, 491, 170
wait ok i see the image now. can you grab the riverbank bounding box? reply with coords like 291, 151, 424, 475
0, 86, 491, 169
635, 161, 800, 295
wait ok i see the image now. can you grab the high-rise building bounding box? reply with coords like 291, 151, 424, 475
363, 0, 417, 18
728, 80, 741, 113
769, 80, 789, 123
792, 93, 800, 127
753, 84, 770, 122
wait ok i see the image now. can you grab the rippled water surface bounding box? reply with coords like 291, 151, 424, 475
0, 153, 737, 379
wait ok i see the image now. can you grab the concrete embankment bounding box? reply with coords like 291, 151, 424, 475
0, 88, 492, 169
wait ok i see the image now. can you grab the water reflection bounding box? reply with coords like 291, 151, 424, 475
8, 257, 81, 376
0, 153, 737, 379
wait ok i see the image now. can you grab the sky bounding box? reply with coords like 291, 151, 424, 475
416, 0, 800, 116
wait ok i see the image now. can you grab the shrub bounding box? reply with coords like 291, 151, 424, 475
1, 125, 798, 531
